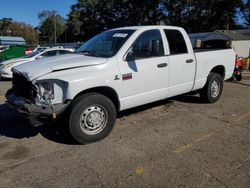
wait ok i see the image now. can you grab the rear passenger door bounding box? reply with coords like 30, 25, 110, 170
164, 29, 196, 97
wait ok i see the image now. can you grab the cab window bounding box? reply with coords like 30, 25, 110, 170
127, 29, 164, 60
164, 29, 188, 55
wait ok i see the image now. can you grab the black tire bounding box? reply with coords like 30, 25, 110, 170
187, 90, 199, 96
69, 93, 116, 144
229, 76, 234, 82
235, 74, 242, 81
200, 73, 223, 103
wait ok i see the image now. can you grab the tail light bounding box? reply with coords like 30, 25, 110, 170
25, 48, 33, 56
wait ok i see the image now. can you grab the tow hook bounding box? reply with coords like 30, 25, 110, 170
38, 90, 57, 120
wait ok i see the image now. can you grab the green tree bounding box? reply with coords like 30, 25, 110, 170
0, 18, 13, 36
66, 0, 161, 41
9, 22, 38, 45
160, 0, 243, 33
67, 8, 83, 42
0, 18, 38, 45
38, 10, 66, 44
241, 0, 250, 27
65, 0, 245, 41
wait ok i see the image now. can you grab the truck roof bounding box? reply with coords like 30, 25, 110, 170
111, 25, 183, 31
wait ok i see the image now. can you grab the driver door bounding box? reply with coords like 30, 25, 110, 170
118, 29, 169, 110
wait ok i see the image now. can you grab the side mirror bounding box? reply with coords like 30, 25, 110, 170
126, 49, 134, 61
35, 55, 43, 60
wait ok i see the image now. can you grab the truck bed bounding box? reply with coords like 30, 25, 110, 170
193, 48, 235, 91
193, 47, 231, 53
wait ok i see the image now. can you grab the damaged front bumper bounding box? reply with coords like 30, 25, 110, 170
5, 89, 70, 127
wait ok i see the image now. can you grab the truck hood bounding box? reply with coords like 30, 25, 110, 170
12, 54, 108, 80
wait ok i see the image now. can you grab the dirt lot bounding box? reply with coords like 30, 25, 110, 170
0, 74, 250, 188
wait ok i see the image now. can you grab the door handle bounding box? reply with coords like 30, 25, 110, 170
157, 63, 168, 68
186, 59, 194, 63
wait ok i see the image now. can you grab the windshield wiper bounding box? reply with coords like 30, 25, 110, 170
78, 50, 99, 57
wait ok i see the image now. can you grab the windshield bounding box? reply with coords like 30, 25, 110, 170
76, 29, 135, 58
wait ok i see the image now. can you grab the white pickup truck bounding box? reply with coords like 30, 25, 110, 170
6, 26, 235, 144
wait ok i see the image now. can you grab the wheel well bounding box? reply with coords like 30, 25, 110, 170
74, 87, 120, 111
210, 65, 225, 79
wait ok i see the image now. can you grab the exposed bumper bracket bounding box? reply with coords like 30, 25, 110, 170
5, 90, 70, 127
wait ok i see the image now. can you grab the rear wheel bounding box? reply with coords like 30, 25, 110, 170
200, 73, 223, 103
235, 74, 242, 81
69, 93, 116, 144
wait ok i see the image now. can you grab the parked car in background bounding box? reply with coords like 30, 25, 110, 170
0, 47, 75, 79
0, 46, 8, 53
24, 46, 51, 56
33, 46, 50, 53
25, 47, 33, 56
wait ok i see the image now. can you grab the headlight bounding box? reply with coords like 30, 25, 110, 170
41, 82, 54, 94
35, 80, 66, 106
36, 81, 55, 106
3, 62, 17, 69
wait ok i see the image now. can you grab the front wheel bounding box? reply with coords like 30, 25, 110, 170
69, 93, 116, 144
200, 73, 223, 103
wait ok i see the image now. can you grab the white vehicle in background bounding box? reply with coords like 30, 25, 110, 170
33, 46, 64, 53
25, 46, 50, 55
33, 46, 50, 53
0, 47, 75, 79
0, 46, 7, 53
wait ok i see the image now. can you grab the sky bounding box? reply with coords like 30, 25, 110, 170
0, 0, 76, 27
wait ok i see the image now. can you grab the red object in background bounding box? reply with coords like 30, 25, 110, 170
25, 48, 33, 56
235, 57, 243, 67
231, 57, 243, 81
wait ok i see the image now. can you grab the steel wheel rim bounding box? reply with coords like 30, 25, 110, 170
211, 80, 220, 98
79, 105, 108, 135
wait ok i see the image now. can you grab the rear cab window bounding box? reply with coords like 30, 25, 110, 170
164, 29, 188, 55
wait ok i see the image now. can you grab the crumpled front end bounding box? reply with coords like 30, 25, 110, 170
5, 72, 70, 127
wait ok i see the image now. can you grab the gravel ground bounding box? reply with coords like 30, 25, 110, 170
0, 73, 249, 188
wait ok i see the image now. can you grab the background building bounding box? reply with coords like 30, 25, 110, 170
189, 32, 211, 48
0, 36, 26, 46
189, 29, 250, 58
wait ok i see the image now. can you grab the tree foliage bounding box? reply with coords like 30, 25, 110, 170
161, 0, 243, 32
65, 0, 245, 42
241, 0, 250, 27
0, 18, 38, 45
38, 10, 66, 44
66, 0, 162, 41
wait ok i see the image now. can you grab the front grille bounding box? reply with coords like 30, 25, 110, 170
12, 72, 37, 101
